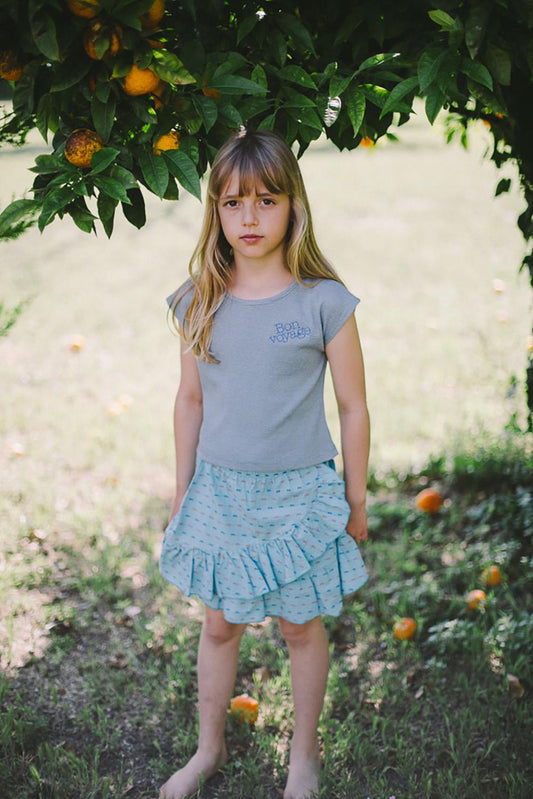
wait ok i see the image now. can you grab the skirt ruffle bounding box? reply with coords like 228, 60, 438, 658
159, 459, 368, 624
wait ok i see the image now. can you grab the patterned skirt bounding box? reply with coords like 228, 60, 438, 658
159, 459, 368, 624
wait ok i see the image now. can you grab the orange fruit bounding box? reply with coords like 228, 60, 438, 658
83, 21, 122, 60
482, 565, 501, 587
151, 79, 167, 109
230, 694, 259, 724
66, 0, 100, 19
153, 130, 180, 154
123, 64, 160, 96
140, 0, 165, 29
0, 50, 26, 82
415, 488, 444, 514
359, 136, 375, 147
465, 589, 486, 611
393, 617, 417, 640
64, 128, 104, 168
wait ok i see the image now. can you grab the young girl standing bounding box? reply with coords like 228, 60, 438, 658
159, 129, 370, 799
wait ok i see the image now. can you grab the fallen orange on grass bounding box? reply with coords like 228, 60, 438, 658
65, 129, 104, 168
465, 589, 486, 611
482, 565, 502, 587
230, 694, 258, 724
393, 617, 417, 640
415, 488, 444, 514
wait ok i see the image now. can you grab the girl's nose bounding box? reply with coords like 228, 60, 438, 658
242, 202, 258, 226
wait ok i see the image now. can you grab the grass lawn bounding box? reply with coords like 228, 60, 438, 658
0, 112, 532, 798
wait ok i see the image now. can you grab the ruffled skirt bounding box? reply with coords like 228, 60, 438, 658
159, 459, 368, 624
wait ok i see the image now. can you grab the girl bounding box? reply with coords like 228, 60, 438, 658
159, 129, 370, 799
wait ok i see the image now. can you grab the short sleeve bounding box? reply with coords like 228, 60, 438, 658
319, 280, 360, 345
166, 279, 194, 325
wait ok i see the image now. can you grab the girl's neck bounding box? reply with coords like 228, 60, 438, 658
227, 259, 294, 300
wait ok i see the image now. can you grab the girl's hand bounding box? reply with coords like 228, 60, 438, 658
346, 504, 368, 544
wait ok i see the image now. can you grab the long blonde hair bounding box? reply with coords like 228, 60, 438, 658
171, 128, 343, 362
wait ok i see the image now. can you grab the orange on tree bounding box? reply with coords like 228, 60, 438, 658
140, 0, 166, 29
393, 617, 417, 640
83, 21, 122, 60
415, 487, 444, 514
153, 130, 180, 154
64, 128, 104, 168
66, 0, 100, 19
482, 564, 502, 587
151, 80, 168, 109
229, 694, 259, 724
0, 51, 26, 82
465, 589, 486, 611
123, 64, 160, 96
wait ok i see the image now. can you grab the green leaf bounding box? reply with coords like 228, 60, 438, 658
279, 65, 317, 90
69, 200, 96, 234
88, 148, 120, 175
122, 188, 146, 229
95, 80, 111, 103
38, 187, 76, 231
219, 104, 243, 128
467, 80, 508, 116
428, 10, 456, 30
163, 150, 201, 200
29, 154, 62, 174
152, 51, 196, 85
139, 150, 169, 198
51, 57, 91, 92
192, 95, 218, 133
237, 14, 259, 45
109, 165, 138, 190
36, 94, 59, 141
177, 136, 199, 164
486, 45, 512, 86
286, 106, 323, 132
461, 58, 493, 91
112, 52, 133, 79
355, 52, 400, 75
164, 176, 180, 200
258, 113, 278, 131
97, 193, 117, 238
91, 95, 116, 142
93, 176, 131, 203
343, 85, 366, 136
329, 73, 354, 98
251, 64, 268, 91
207, 75, 267, 96
361, 84, 389, 109
282, 88, 316, 108
425, 85, 446, 124
495, 178, 512, 197
0, 199, 39, 238
418, 47, 447, 93
465, 0, 490, 59
277, 13, 317, 56
29, 2, 59, 60
380, 76, 419, 118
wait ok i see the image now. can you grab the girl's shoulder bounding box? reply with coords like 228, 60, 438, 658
302, 277, 360, 304
301, 278, 360, 345
166, 278, 194, 321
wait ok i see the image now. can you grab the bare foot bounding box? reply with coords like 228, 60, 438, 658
283, 749, 320, 799
159, 746, 228, 799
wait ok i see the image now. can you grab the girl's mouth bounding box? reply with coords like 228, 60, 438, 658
240, 235, 262, 243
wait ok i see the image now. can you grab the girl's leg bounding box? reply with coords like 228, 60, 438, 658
278, 615, 330, 799
159, 607, 246, 799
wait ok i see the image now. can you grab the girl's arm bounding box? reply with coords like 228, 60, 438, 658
169, 338, 203, 520
326, 314, 370, 544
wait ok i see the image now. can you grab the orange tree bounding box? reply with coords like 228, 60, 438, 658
0, 0, 532, 416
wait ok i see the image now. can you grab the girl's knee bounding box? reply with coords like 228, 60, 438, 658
203, 608, 245, 645
278, 615, 323, 647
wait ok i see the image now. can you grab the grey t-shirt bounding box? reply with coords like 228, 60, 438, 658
168, 278, 359, 471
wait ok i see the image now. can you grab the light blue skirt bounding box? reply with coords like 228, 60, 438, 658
159, 459, 368, 624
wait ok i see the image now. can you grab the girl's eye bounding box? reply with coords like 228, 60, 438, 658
261, 198, 275, 206
223, 200, 238, 207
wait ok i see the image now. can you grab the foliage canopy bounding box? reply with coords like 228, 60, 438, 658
0, 0, 532, 412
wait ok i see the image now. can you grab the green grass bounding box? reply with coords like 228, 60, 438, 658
1, 116, 532, 797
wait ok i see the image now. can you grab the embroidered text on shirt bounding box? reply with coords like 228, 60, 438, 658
269, 321, 311, 343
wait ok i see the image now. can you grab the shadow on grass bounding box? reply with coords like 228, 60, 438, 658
1, 435, 532, 799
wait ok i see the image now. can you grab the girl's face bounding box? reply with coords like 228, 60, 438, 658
217, 171, 291, 268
